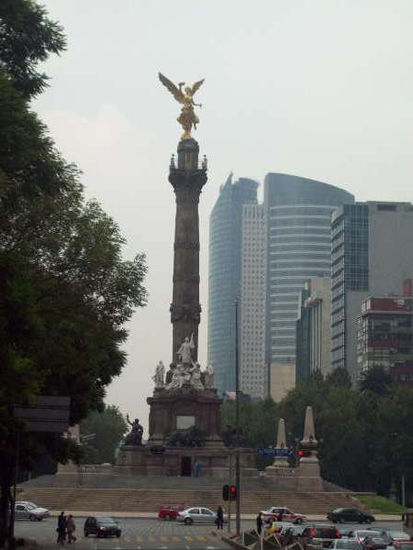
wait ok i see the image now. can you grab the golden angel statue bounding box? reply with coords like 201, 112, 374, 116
159, 72, 205, 140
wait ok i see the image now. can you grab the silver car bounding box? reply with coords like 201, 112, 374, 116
177, 507, 218, 525
331, 540, 364, 550
15, 501, 50, 521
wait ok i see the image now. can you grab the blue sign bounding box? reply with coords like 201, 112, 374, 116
258, 447, 292, 457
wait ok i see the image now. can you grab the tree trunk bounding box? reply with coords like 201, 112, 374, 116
0, 480, 11, 550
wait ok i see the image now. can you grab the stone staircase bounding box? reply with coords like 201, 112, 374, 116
19, 486, 360, 515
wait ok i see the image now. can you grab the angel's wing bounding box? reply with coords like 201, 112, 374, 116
159, 72, 184, 103
191, 79, 205, 96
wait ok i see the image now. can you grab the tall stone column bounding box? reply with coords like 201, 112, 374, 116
169, 138, 207, 363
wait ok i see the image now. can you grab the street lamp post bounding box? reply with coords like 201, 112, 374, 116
235, 299, 241, 536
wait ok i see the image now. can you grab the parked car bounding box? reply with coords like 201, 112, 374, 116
15, 501, 50, 521
177, 507, 221, 525
302, 524, 342, 548
261, 507, 307, 524
84, 517, 121, 538
348, 530, 382, 543
280, 524, 306, 537
327, 508, 375, 524
387, 531, 412, 543
394, 543, 413, 550
362, 535, 389, 550
330, 539, 364, 550
158, 504, 185, 521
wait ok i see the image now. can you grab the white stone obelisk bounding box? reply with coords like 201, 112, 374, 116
297, 405, 322, 490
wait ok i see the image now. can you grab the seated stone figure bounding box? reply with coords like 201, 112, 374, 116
124, 415, 143, 446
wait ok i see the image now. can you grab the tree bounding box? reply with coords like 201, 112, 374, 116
80, 406, 128, 464
0, 2, 147, 545
0, 0, 66, 98
325, 367, 352, 389
359, 366, 394, 396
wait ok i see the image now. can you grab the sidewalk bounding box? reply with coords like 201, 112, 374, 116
48, 511, 402, 522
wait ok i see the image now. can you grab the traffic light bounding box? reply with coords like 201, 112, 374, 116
297, 449, 310, 458
222, 484, 237, 501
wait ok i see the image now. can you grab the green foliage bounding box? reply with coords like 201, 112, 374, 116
222, 374, 413, 503
359, 366, 394, 396
0, 1, 147, 545
0, 0, 66, 98
221, 397, 278, 449
279, 374, 413, 500
80, 406, 128, 464
354, 494, 406, 514
325, 367, 352, 389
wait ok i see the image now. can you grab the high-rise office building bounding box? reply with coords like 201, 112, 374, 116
240, 204, 266, 398
208, 175, 259, 395
331, 202, 413, 380
264, 173, 354, 400
357, 295, 413, 372
296, 277, 332, 382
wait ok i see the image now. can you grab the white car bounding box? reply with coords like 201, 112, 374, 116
387, 531, 411, 542
15, 501, 50, 521
350, 530, 382, 542
261, 507, 306, 524
330, 540, 364, 550
177, 507, 223, 525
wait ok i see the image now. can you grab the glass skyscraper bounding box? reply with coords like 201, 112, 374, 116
264, 173, 354, 399
208, 175, 258, 395
331, 202, 413, 380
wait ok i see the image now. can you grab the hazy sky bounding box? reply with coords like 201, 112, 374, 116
35, 0, 413, 431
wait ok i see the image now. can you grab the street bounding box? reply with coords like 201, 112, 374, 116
15, 516, 250, 549
14, 517, 403, 550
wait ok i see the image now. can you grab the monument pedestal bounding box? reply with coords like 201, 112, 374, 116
115, 387, 256, 477
296, 456, 323, 491
147, 388, 222, 445
115, 445, 256, 478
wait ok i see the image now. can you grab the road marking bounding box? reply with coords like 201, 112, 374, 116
159, 535, 167, 542
171, 535, 181, 542
147, 535, 157, 542
195, 535, 206, 541
136, 535, 143, 542
185, 535, 193, 541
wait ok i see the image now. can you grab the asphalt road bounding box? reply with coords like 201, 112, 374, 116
14, 518, 404, 550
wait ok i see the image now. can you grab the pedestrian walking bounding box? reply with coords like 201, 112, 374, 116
56, 511, 66, 545
256, 512, 263, 535
66, 514, 77, 544
216, 506, 224, 530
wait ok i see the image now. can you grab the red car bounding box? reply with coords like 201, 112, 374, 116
158, 504, 185, 521
261, 506, 306, 524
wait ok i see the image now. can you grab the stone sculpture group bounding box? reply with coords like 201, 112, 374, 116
152, 335, 215, 392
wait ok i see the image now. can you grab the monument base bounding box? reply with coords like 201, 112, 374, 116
296, 457, 323, 491
147, 388, 222, 445
115, 445, 256, 478
116, 385, 257, 478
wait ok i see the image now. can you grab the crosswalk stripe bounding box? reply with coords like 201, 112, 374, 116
171, 535, 181, 542
160, 535, 167, 542
147, 535, 156, 542
185, 535, 193, 541
196, 535, 207, 541
136, 535, 143, 542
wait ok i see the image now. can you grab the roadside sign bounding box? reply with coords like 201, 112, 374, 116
257, 447, 292, 457
13, 396, 70, 433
